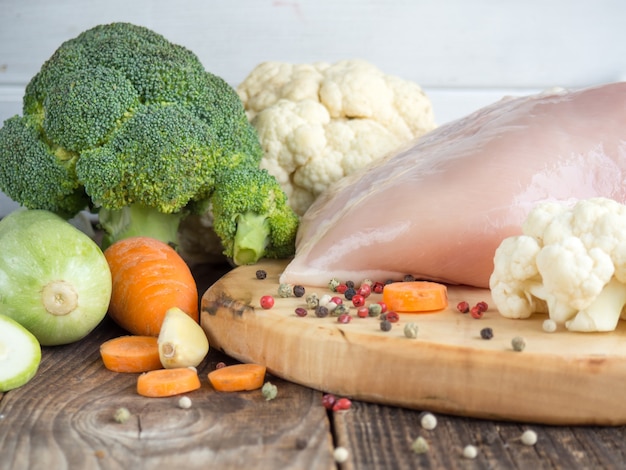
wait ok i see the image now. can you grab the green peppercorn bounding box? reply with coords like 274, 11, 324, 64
331, 303, 349, 317
511, 336, 526, 352
262, 381, 278, 401
306, 293, 319, 309
404, 322, 419, 339
368, 303, 383, 317
278, 283, 294, 298
328, 278, 341, 292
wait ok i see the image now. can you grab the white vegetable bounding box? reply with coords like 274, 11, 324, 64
490, 197, 626, 332
237, 59, 436, 215
158, 307, 209, 368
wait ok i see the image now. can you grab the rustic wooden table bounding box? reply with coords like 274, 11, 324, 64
2, 263, 626, 470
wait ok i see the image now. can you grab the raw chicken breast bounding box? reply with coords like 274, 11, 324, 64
280, 82, 626, 288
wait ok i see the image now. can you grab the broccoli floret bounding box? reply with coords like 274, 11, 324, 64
0, 22, 295, 257
211, 167, 299, 265
0, 115, 88, 217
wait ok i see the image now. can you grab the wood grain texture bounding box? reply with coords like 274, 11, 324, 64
0, 316, 335, 470
201, 260, 626, 425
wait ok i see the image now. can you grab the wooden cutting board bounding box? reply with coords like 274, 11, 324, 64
200, 259, 626, 425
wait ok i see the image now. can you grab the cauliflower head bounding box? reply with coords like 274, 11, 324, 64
490, 197, 626, 332
237, 59, 436, 215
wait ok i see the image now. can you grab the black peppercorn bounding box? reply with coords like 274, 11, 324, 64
293, 285, 305, 297
255, 269, 267, 280
480, 327, 494, 340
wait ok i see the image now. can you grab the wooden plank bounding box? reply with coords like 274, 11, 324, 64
201, 259, 626, 425
0, 316, 335, 470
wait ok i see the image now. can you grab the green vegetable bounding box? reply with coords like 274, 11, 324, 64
211, 167, 300, 265
0, 22, 297, 262
0, 210, 112, 345
0, 313, 41, 392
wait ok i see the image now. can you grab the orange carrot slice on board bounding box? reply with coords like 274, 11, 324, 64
137, 367, 201, 397
382, 281, 448, 313
100, 336, 163, 373
207, 364, 267, 392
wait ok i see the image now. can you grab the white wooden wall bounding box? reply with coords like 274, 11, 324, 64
1, 0, 625, 214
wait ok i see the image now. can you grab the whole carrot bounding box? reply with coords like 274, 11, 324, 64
104, 237, 198, 336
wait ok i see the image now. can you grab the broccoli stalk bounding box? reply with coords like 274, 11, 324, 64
211, 168, 299, 265
0, 22, 298, 260
233, 212, 271, 265
98, 205, 185, 250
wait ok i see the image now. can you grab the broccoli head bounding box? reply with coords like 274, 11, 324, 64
211, 167, 300, 265
0, 22, 296, 259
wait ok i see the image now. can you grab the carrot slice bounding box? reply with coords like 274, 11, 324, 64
382, 281, 448, 313
137, 367, 201, 397
100, 336, 163, 373
207, 364, 267, 392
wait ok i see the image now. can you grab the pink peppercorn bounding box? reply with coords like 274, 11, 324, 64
385, 311, 400, 323
295, 307, 308, 317
377, 302, 388, 313
337, 313, 352, 324
322, 393, 336, 410
335, 284, 348, 294
457, 301, 470, 313
372, 282, 385, 294
470, 306, 484, 319
476, 301, 489, 312
352, 294, 365, 308
260, 295, 274, 309
332, 397, 352, 411
331, 296, 343, 305
357, 284, 372, 298
357, 306, 369, 318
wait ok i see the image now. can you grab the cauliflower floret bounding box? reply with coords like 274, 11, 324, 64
490, 197, 626, 332
238, 59, 436, 215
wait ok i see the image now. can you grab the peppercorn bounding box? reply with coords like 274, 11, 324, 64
380, 319, 392, 332
372, 281, 385, 294
368, 303, 383, 317
178, 396, 192, 409
315, 305, 329, 318
403, 274, 416, 282
476, 301, 489, 312
332, 303, 349, 317
480, 327, 493, 339
306, 293, 319, 309
360, 279, 373, 287
543, 319, 557, 333
411, 436, 429, 454
337, 313, 351, 324
463, 445, 478, 459
262, 381, 278, 401
345, 280, 355, 289
344, 287, 357, 300
470, 305, 484, 319
351, 294, 365, 307
113, 407, 131, 424
278, 283, 294, 298
255, 269, 267, 280
260, 295, 275, 309
357, 306, 369, 318
335, 284, 348, 294
520, 429, 538, 446
294, 307, 308, 317
322, 393, 336, 410
456, 301, 470, 313
386, 311, 400, 323
511, 336, 526, 352
404, 322, 419, 339
332, 397, 352, 411
328, 278, 341, 292
377, 302, 388, 313
357, 283, 371, 298
293, 285, 306, 297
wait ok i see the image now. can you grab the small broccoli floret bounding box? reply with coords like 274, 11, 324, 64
0, 115, 88, 217
211, 167, 299, 265
0, 22, 278, 251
